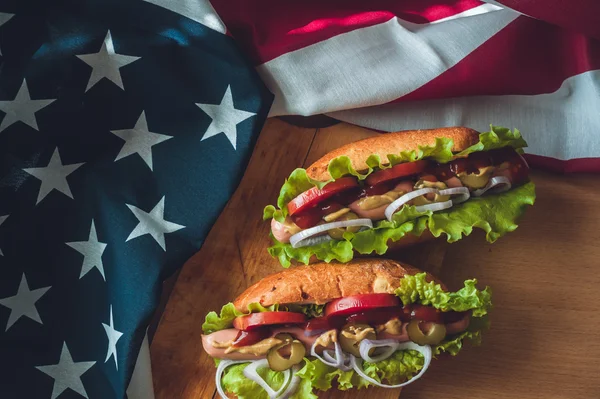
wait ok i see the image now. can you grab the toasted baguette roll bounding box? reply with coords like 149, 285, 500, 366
307, 127, 480, 181
233, 258, 444, 312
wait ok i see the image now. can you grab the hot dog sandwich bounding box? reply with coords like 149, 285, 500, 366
202, 259, 492, 398
264, 125, 536, 266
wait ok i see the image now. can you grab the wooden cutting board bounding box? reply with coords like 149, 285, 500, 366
150, 118, 600, 399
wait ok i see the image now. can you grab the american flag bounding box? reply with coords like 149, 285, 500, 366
0, 0, 598, 398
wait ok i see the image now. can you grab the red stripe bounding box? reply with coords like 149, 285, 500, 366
525, 154, 600, 174
398, 16, 600, 102
210, 0, 484, 64
497, 0, 600, 41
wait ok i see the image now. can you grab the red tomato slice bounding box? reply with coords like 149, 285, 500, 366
341, 304, 464, 326
231, 328, 271, 347
419, 174, 438, 182
409, 305, 442, 323
502, 150, 529, 185
233, 312, 307, 331
345, 306, 411, 325
365, 160, 428, 187
291, 202, 344, 229
441, 310, 468, 324
303, 316, 335, 335
325, 294, 401, 318
287, 177, 359, 216
290, 208, 323, 229
364, 182, 395, 196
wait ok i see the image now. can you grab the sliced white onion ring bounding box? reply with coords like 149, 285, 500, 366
350, 342, 432, 388
243, 359, 292, 399
311, 341, 352, 371
384, 188, 438, 221
216, 360, 249, 399
472, 176, 512, 197
278, 365, 301, 399
291, 234, 333, 249
290, 219, 373, 248
414, 199, 453, 213
438, 187, 471, 205
324, 341, 353, 371
310, 340, 338, 368
358, 339, 400, 363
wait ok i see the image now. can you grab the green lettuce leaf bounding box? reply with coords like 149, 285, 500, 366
394, 273, 492, 317
264, 125, 527, 220
221, 362, 318, 399
456, 126, 528, 157
361, 349, 425, 385
269, 181, 535, 266
202, 302, 279, 335
288, 304, 326, 318
294, 349, 424, 393
435, 315, 490, 356
267, 232, 355, 268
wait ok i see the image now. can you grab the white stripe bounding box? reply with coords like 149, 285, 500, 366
327, 70, 600, 161
482, 1, 537, 19
259, 7, 519, 117
143, 0, 226, 34
126, 332, 155, 399
430, 3, 504, 24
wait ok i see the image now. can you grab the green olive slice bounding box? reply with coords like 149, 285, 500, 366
407, 320, 447, 346
414, 180, 447, 191
267, 336, 306, 371
339, 323, 376, 357
273, 333, 293, 345
457, 166, 494, 189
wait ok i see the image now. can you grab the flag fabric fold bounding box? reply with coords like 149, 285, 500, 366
211, 0, 600, 172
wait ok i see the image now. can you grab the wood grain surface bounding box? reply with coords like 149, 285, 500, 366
150, 119, 600, 399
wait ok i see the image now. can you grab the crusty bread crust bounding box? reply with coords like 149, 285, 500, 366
307, 127, 480, 181
233, 258, 444, 312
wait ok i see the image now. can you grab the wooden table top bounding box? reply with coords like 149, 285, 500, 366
150, 118, 600, 399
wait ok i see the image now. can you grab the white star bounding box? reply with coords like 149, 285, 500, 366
110, 111, 172, 170
102, 305, 123, 370
0, 13, 15, 56
0, 214, 7, 256
35, 342, 96, 399
76, 30, 140, 91
23, 148, 84, 205
126, 196, 185, 251
0, 273, 51, 331
0, 13, 13, 28
0, 79, 56, 133
195, 85, 256, 150
66, 220, 108, 281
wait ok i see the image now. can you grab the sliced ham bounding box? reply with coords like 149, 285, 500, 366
271, 218, 293, 243
201, 327, 322, 361
393, 181, 415, 193
202, 314, 471, 360
378, 322, 410, 341
444, 177, 463, 188
202, 329, 266, 360
445, 312, 471, 334
349, 181, 415, 220
348, 201, 388, 220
